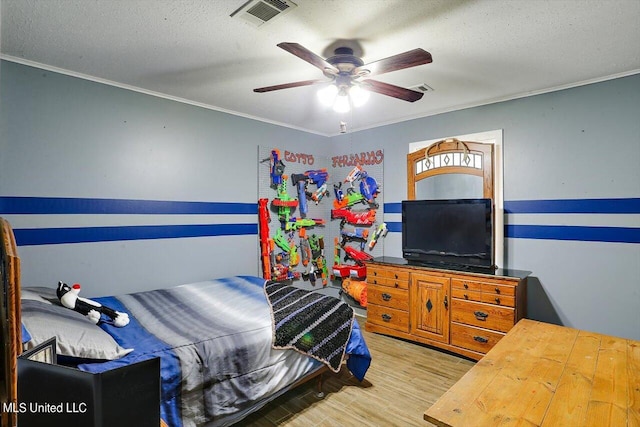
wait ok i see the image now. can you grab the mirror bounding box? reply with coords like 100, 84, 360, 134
415, 173, 483, 200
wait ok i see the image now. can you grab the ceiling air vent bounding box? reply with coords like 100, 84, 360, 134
410, 83, 434, 93
231, 0, 297, 27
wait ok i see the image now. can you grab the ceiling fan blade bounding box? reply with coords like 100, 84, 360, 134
355, 48, 432, 77
277, 42, 339, 74
254, 79, 324, 93
362, 79, 424, 102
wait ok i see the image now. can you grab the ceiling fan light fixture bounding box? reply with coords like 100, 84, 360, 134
317, 84, 338, 107
349, 84, 370, 107
333, 92, 351, 113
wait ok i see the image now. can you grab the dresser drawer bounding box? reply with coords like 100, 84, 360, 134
481, 283, 516, 297
367, 304, 410, 333
385, 269, 410, 282
368, 274, 408, 289
451, 299, 514, 333
451, 323, 505, 354
367, 284, 409, 310
480, 293, 515, 307
367, 266, 386, 280
451, 288, 482, 303
451, 278, 483, 292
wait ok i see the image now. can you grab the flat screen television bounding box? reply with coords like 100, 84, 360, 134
402, 198, 494, 270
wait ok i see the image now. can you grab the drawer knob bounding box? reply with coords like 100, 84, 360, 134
495, 287, 500, 294
474, 311, 488, 321
394, 274, 398, 279
373, 271, 377, 276
464, 293, 469, 299
394, 282, 399, 288
463, 283, 469, 289
381, 293, 392, 301
495, 297, 501, 304
381, 313, 392, 322
444, 295, 448, 309
473, 335, 489, 344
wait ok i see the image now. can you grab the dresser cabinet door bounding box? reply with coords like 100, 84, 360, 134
410, 273, 450, 344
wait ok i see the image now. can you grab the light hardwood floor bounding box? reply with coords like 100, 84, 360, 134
243, 316, 475, 426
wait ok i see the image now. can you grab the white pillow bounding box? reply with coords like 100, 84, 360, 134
21, 299, 133, 361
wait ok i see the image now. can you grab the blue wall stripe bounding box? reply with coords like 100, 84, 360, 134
384, 202, 402, 213
14, 224, 257, 246
506, 225, 639, 243
0, 196, 257, 215
504, 198, 640, 214
386, 221, 402, 233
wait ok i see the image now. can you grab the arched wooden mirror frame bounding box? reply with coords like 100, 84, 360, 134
407, 138, 494, 201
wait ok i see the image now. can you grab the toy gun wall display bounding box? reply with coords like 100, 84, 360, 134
260, 150, 383, 284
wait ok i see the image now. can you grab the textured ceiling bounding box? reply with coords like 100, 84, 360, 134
2, 0, 639, 136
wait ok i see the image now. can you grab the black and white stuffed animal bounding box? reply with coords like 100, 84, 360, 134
56, 281, 130, 327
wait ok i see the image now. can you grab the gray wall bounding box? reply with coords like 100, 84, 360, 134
0, 60, 326, 296
2, 59, 638, 340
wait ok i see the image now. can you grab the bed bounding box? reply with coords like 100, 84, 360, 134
0, 217, 371, 427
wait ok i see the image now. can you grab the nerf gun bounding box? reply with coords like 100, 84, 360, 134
260, 149, 285, 189
273, 229, 299, 266
299, 228, 312, 267
332, 237, 350, 279
290, 173, 310, 216
344, 165, 363, 186
359, 172, 380, 207
343, 245, 373, 266
271, 174, 298, 226
332, 187, 368, 209
304, 169, 330, 204
340, 227, 369, 250
368, 222, 388, 250
308, 234, 328, 286
331, 208, 376, 226
258, 198, 272, 280
333, 182, 345, 203
286, 217, 325, 232
271, 264, 301, 282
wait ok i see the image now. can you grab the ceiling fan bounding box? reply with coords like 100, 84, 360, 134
253, 42, 433, 103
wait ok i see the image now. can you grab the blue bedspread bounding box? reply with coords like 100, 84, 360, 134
78, 276, 371, 427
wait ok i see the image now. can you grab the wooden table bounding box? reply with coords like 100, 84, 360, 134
424, 319, 640, 426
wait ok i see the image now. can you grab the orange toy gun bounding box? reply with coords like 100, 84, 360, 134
258, 198, 271, 280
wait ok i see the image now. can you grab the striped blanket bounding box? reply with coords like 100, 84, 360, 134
264, 281, 355, 372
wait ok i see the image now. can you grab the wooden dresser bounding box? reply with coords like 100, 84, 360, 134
365, 257, 529, 360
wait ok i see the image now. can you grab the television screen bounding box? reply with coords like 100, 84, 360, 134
402, 199, 493, 269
